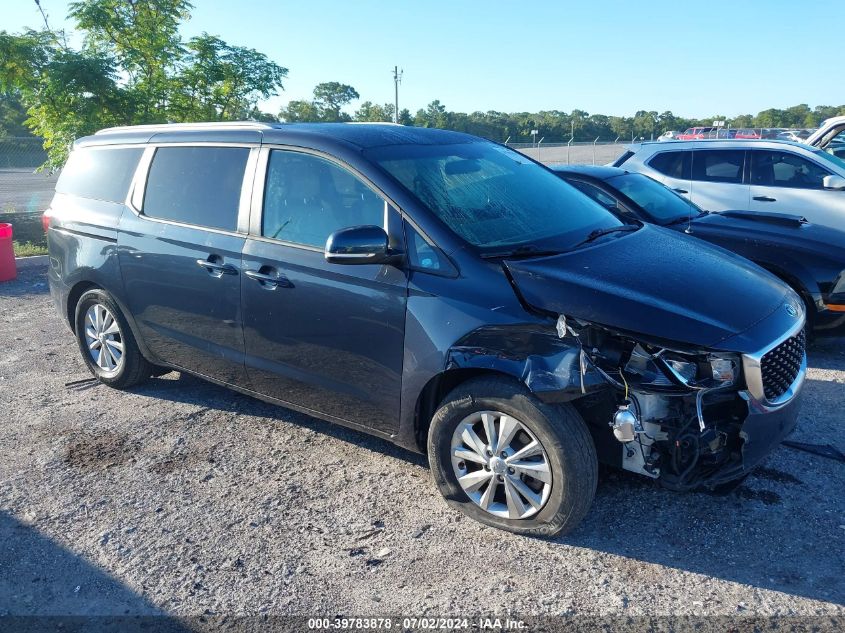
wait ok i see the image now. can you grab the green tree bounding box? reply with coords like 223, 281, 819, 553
0, 0, 287, 168
354, 101, 395, 122
0, 91, 34, 137
279, 99, 321, 122
171, 33, 287, 121
397, 108, 413, 126
313, 81, 359, 122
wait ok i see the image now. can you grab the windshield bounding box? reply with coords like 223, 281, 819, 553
608, 172, 702, 224
367, 141, 622, 252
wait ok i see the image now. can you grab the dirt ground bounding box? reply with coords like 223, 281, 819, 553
1, 266, 843, 629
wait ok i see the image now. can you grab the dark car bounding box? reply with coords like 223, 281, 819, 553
45, 123, 807, 536
552, 164, 845, 337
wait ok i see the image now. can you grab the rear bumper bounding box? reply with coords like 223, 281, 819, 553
47, 259, 73, 333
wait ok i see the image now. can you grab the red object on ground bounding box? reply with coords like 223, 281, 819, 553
0, 223, 17, 282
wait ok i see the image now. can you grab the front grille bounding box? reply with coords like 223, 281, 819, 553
760, 329, 806, 401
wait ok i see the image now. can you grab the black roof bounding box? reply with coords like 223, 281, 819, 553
549, 164, 627, 179
76, 122, 477, 150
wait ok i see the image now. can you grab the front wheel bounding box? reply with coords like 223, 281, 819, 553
427, 377, 597, 536
74, 288, 151, 389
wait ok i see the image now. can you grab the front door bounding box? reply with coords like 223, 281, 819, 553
748, 149, 845, 227
241, 148, 408, 434
118, 145, 255, 384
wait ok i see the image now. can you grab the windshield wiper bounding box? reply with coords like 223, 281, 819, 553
481, 245, 564, 260
572, 225, 638, 247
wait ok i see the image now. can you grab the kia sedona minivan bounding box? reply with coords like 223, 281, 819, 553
46, 123, 806, 535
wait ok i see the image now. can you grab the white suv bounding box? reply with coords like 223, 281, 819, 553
613, 139, 845, 228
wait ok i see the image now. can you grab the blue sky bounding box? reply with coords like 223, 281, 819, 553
5, 0, 843, 118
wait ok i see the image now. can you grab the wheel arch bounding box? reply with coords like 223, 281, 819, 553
413, 368, 509, 452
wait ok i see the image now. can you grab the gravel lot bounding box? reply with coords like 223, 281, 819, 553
1, 266, 844, 627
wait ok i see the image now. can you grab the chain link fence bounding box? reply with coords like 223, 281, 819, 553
508, 141, 627, 166
0, 137, 57, 248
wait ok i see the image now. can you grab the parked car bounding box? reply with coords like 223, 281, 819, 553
612, 139, 845, 227
45, 123, 807, 536
657, 131, 680, 141
676, 127, 715, 140
552, 165, 845, 337
734, 129, 761, 139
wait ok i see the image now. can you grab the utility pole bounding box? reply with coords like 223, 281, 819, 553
393, 66, 403, 123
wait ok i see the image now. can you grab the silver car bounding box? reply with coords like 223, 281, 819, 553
613, 139, 845, 228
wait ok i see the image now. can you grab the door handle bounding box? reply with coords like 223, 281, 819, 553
753, 196, 776, 202
245, 269, 291, 289
196, 258, 238, 275
673, 188, 689, 194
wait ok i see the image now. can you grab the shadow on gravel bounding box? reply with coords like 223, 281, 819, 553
0, 266, 50, 297
132, 372, 428, 468
0, 511, 191, 632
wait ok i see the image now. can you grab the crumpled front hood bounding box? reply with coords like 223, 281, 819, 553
504, 224, 794, 351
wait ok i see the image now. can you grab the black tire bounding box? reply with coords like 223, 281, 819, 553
427, 376, 598, 537
74, 288, 151, 389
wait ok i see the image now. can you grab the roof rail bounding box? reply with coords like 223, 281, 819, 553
94, 121, 278, 135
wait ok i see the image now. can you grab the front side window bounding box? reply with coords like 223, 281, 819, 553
648, 151, 691, 180
262, 150, 386, 248
691, 150, 744, 183
750, 151, 832, 189
368, 141, 622, 252
143, 146, 249, 231
56, 146, 144, 203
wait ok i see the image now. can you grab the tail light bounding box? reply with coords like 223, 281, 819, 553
42, 209, 52, 233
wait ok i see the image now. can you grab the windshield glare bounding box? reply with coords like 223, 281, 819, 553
367, 141, 622, 252
609, 173, 701, 224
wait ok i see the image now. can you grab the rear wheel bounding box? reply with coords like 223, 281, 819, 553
74, 289, 151, 388
427, 377, 597, 536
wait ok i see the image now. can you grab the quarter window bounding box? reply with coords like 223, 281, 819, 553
691, 150, 745, 184
143, 146, 249, 231
648, 151, 691, 180
56, 147, 144, 203
262, 150, 386, 248
750, 150, 832, 189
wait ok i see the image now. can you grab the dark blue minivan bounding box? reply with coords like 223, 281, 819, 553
45, 123, 806, 535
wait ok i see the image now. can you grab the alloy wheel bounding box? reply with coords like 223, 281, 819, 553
450, 410, 553, 519
83, 303, 124, 375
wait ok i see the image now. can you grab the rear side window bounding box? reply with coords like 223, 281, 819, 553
750, 150, 832, 189
648, 151, 691, 180
56, 147, 144, 203
611, 150, 634, 167
691, 150, 745, 183
143, 146, 249, 231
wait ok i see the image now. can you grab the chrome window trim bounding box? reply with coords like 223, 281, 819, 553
741, 313, 806, 406
126, 142, 259, 237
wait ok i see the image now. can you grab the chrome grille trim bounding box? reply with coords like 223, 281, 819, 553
742, 316, 806, 406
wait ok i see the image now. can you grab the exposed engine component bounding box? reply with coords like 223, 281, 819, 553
610, 403, 638, 443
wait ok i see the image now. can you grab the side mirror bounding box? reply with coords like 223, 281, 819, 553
325, 225, 397, 265
823, 174, 845, 190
